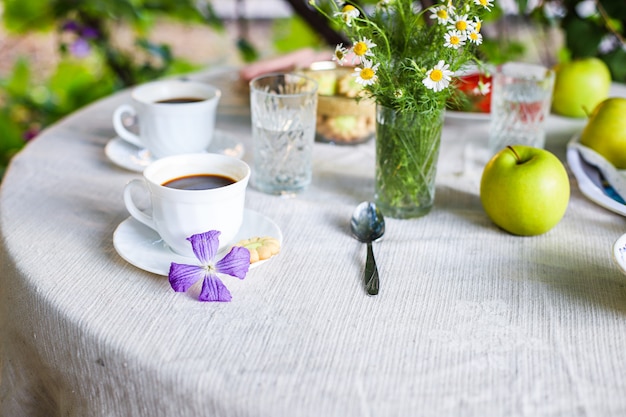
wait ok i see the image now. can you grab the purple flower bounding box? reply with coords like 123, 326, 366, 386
169, 230, 250, 302
69, 38, 91, 57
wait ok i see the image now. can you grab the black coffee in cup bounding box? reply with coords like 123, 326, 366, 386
162, 174, 236, 190
156, 97, 205, 104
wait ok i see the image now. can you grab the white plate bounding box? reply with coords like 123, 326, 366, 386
566, 135, 626, 217
105, 129, 245, 172
113, 208, 282, 276
613, 233, 626, 276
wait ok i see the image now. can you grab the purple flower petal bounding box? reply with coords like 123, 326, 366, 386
199, 274, 232, 302
169, 263, 204, 292
216, 247, 250, 279
81, 27, 99, 39
188, 231, 220, 264
69, 38, 91, 57
62, 20, 80, 33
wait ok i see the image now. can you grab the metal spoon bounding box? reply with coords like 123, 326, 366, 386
350, 201, 385, 295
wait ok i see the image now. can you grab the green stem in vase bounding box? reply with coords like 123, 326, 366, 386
375, 105, 445, 219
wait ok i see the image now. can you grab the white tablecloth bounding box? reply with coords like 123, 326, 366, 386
2, 67, 626, 416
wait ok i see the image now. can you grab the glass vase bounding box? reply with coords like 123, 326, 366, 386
375, 104, 445, 219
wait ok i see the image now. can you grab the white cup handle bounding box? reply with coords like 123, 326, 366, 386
123, 179, 156, 231
113, 104, 144, 149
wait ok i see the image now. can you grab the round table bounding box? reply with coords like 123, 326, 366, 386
2, 68, 626, 416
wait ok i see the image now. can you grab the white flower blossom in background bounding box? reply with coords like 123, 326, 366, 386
598, 34, 619, 54
473, 80, 491, 95
575, 0, 597, 18
377, 0, 395, 10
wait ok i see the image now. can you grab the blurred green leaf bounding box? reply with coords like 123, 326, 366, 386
603, 49, 626, 82
4, 58, 32, 97
237, 38, 259, 63
272, 17, 324, 54
47, 58, 116, 113
563, 17, 605, 58
0, 112, 27, 165
478, 38, 525, 65
201, 2, 225, 30
2, 0, 55, 32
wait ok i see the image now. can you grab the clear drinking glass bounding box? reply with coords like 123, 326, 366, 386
488, 62, 555, 154
249, 73, 318, 195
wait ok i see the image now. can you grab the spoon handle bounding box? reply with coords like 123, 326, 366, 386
365, 242, 379, 295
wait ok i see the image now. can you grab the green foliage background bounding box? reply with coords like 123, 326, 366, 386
0, 0, 323, 179
522, 0, 626, 80
1, 0, 625, 180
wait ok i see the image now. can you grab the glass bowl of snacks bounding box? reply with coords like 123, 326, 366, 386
302, 61, 376, 145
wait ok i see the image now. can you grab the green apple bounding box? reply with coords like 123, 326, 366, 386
480, 145, 570, 236
552, 57, 611, 118
579, 97, 626, 168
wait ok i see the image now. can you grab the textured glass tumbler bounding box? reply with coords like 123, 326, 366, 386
250, 73, 318, 195
488, 62, 555, 154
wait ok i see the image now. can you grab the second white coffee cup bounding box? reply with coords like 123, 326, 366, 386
124, 153, 250, 257
113, 79, 221, 159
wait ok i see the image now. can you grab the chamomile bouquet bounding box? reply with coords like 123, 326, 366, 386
310, 0, 493, 115
311, 0, 494, 218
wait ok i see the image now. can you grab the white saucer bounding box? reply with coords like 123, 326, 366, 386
105, 129, 245, 172
113, 208, 282, 276
613, 233, 626, 277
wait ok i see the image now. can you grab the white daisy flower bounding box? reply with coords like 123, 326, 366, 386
468, 30, 483, 45
333, 44, 350, 65
473, 0, 494, 10
353, 59, 379, 86
473, 17, 482, 33
422, 60, 453, 92
429, 4, 455, 25
352, 37, 377, 61
444, 30, 466, 49
334, 4, 360, 27
448, 14, 474, 35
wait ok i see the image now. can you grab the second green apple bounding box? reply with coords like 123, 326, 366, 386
580, 97, 626, 169
552, 57, 611, 118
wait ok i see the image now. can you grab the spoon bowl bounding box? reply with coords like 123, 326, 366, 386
351, 201, 385, 295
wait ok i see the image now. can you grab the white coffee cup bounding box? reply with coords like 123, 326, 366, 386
113, 80, 221, 159
123, 153, 250, 257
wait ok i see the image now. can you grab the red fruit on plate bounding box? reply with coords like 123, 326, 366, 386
450, 72, 492, 113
